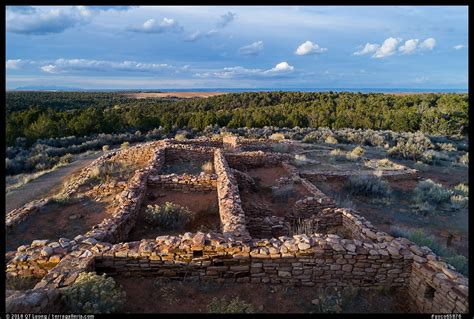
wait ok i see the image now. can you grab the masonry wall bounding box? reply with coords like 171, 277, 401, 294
225, 151, 291, 169
92, 231, 413, 288
408, 253, 468, 313
164, 145, 215, 162
148, 173, 217, 192
214, 149, 251, 241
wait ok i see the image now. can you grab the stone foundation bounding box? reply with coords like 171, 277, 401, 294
5, 137, 468, 314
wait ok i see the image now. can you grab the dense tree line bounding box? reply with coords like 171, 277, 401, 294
5, 91, 468, 146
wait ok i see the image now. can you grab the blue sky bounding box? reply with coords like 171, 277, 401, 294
5, 5, 468, 90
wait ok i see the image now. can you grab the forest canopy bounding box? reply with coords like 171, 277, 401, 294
5, 91, 468, 146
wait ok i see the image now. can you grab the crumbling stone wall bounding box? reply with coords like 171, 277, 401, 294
6, 141, 163, 230
83, 147, 165, 243
225, 151, 291, 170
4, 138, 468, 314
409, 259, 468, 313
148, 173, 217, 192
214, 149, 251, 241
164, 143, 215, 162
92, 222, 413, 288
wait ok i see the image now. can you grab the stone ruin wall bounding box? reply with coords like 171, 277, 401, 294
148, 174, 217, 192
5, 138, 468, 314
5, 142, 163, 231
164, 143, 215, 162
214, 149, 251, 242
225, 151, 291, 170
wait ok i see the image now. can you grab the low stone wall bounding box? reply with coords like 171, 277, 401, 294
5, 142, 163, 230
93, 228, 412, 288
6, 287, 62, 313
166, 137, 223, 148
225, 151, 291, 169
4, 138, 469, 314
6, 198, 53, 231
148, 173, 217, 192
164, 143, 215, 162
83, 147, 165, 243
409, 259, 468, 313
301, 167, 418, 184
214, 149, 251, 241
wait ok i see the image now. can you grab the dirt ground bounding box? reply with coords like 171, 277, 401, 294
240, 166, 311, 219
121, 92, 227, 99
312, 176, 468, 258
6, 195, 114, 252
113, 276, 415, 313
127, 187, 220, 240
5, 151, 103, 213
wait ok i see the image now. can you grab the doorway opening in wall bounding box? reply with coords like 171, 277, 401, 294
423, 284, 436, 300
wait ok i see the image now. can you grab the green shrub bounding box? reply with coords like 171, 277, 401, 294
51, 193, 71, 205
302, 132, 319, 143
61, 272, 126, 314
59, 153, 73, 165
89, 162, 134, 183
271, 143, 290, 153
102, 145, 110, 152
350, 146, 365, 157
344, 175, 392, 198
329, 148, 346, 161
208, 297, 256, 313
453, 183, 468, 196
387, 132, 433, 161
293, 154, 310, 167
269, 132, 285, 141
120, 141, 130, 149
437, 143, 457, 152
412, 179, 452, 213
175, 132, 188, 141
445, 255, 468, 277
315, 286, 359, 313
325, 135, 338, 145
458, 152, 468, 165
376, 158, 401, 170
144, 202, 194, 230
450, 183, 468, 210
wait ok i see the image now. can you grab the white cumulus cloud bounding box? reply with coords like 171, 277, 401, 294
353, 43, 380, 56
267, 61, 294, 73
398, 39, 419, 54
454, 44, 466, 50
295, 40, 327, 55
373, 37, 402, 58
129, 17, 183, 33
420, 38, 436, 50
239, 41, 264, 56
